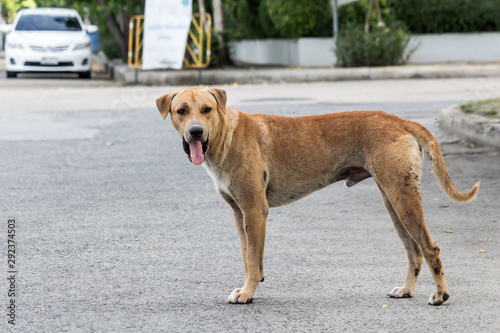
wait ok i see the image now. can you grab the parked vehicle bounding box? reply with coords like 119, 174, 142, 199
0, 8, 98, 79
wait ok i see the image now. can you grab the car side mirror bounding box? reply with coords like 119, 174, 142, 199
0, 24, 12, 34
85, 25, 98, 34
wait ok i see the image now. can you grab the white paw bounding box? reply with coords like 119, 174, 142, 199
225, 288, 253, 304
388, 287, 412, 298
225, 288, 242, 304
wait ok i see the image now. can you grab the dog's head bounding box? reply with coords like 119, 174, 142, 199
156, 87, 227, 165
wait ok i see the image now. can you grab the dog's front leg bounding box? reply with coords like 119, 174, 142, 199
226, 204, 268, 304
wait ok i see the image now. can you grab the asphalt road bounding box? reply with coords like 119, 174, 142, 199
0, 76, 499, 332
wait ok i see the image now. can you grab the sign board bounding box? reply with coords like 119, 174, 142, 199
142, 0, 192, 70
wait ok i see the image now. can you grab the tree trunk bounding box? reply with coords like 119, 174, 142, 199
364, 0, 374, 33
0, 2, 4, 25
120, 7, 132, 57
96, 0, 127, 57
212, 0, 227, 63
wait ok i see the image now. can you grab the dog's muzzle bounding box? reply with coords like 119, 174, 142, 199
183, 134, 209, 165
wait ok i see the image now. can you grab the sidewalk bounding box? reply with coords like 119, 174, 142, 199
112, 62, 500, 86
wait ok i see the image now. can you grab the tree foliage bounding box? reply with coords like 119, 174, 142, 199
2, 0, 37, 23
225, 0, 277, 39
264, 0, 331, 38
225, 0, 332, 39
387, 0, 500, 33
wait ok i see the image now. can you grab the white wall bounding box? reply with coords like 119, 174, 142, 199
229, 39, 297, 67
229, 33, 500, 67
296, 38, 336, 67
229, 38, 336, 67
407, 32, 500, 63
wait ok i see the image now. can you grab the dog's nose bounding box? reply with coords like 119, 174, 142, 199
189, 126, 204, 139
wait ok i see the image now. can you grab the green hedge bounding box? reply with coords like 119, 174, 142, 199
224, 0, 275, 39
225, 0, 500, 41
225, 0, 332, 39
264, 0, 331, 38
387, 0, 500, 33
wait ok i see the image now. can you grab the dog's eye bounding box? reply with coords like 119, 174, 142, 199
204, 107, 212, 114
177, 108, 186, 115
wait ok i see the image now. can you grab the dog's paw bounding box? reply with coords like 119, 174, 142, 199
225, 288, 253, 304
428, 291, 449, 306
387, 287, 412, 298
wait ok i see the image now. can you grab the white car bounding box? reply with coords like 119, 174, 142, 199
0, 8, 98, 79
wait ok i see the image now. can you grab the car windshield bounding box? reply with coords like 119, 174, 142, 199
15, 14, 82, 31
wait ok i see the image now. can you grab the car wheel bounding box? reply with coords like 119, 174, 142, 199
6, 71, 18, 78
78, 71, 91, 79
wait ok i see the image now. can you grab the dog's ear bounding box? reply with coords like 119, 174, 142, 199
208, 87, 227, 113
156, 92, 177, 120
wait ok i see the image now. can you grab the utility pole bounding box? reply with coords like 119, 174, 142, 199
332, 0, 338, 44
197, 0, 206, 14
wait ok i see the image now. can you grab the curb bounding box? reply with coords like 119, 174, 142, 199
440, 104, 500, 148
113, 63, 500, 86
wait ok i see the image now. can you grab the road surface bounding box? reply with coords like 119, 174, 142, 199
0, 76, 499, 332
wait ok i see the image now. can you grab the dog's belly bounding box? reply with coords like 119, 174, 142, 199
266, 187, 322, 207
265, 167, 372, 207
265, 175, 336, 207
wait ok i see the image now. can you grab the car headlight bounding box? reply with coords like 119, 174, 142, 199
73, 41, 91, 51
7, 41, 24, 50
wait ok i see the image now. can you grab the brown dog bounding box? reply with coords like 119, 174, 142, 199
156, 87, 479, 305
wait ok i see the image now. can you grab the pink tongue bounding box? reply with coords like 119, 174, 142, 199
189, 141, 205, 165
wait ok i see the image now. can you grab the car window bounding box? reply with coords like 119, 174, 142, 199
15, 14, 82, 31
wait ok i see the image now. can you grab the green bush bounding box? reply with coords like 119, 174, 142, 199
387, 0, 500, 33
264, 0, 331, 38
225, 0, 278, 39
335, 24, 411, 67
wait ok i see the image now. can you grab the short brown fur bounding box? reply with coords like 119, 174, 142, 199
156, 87, 479, 305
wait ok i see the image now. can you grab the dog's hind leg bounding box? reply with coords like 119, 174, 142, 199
377, 184, 423, 299
372, 137, 449, 305
374, 174, 449, 305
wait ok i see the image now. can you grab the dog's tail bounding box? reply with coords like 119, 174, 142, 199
409, 122, 480, 203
